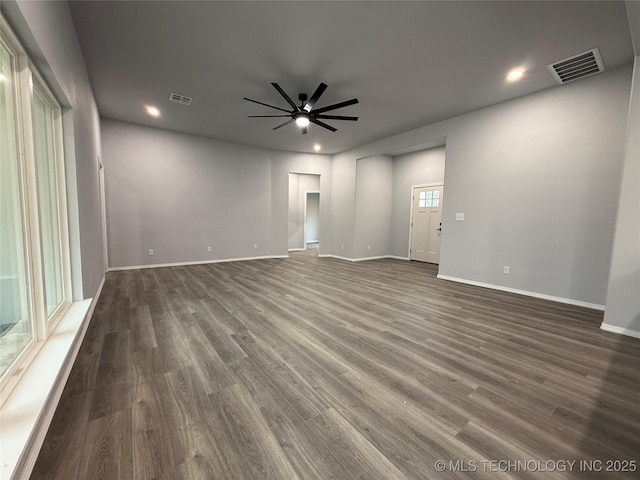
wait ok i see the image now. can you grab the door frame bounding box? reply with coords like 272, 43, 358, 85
407, 182, 444, 260
303, 190, 320, 249
98, 156, 109, 272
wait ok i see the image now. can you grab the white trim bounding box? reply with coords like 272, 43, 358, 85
317, 254, 353, 261
288, 248, 305, 252
1, 275, 104, 480
600, 323, 640, 339
410, 182, 445, 189
353, 255, 389, 262
31, 74, 73, 335
317, 254, 407, 262
98, 156, 108, 272
0, 15, 74, 402
436, 274, 605, 311
387, 255, 410, 261
107, 254, 289, 271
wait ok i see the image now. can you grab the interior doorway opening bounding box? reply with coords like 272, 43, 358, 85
288, 173, 320, 253
304, 191, 320, 250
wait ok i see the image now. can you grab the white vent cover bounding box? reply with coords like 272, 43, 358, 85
547, 48, 605, 85
169, 93, 192, 105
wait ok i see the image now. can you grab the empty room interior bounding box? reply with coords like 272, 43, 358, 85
1, 1, 639, 479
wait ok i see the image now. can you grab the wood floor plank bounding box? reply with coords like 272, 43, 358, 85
227, 356, 354, 480
231, 329, 330, 420
164, 367, 242, 479
131, 377, 184, 479
130, 305, 158, 352
308, 408, 410, 480
32, 251, 640, 480
79, 408, 133, 480
30, 392, 92, 480
210, 383, 302, 480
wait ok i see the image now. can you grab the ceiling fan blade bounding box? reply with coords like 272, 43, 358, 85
248, 115, 291, 118
301, 126, 308, 135
271, 83, 299, 111
303, 83, 328, 112
244, 97, 291, 113
310, 118, 337, 132
272, 119, 294, 130
312, 98, 359, 114
314, 114, 358, 121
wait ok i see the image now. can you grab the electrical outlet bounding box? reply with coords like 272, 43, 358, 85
253, 244, 258, 250
207, 246, 212, 252
341, 244, 344, 250
456, 213, 465, 221
90, 274, 93, 285
503, 266, 510, 275
149, 249, 154, 256
367, 245, 371, 250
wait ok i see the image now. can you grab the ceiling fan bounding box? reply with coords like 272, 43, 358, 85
244, 82, 358, 134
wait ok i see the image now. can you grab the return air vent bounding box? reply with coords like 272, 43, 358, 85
547, 48, 605, 85
169, 93, 192, 105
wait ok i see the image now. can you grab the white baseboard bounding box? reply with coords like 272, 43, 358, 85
353, 255, 389, 262
288, 248, 305, 252
387, 255, 410, 261
4, 275, 105, 480
318, 254, 353, 261
600, 323, 640, 339
316, 254, 408, 262
108, 254, 289, 271
436, 274, 605, 311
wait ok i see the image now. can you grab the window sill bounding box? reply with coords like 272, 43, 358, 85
0, 285, 100, 480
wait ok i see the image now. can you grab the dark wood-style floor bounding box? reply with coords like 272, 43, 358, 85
32, 251, 640, 479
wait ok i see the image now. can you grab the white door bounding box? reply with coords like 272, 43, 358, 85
410, 185, 443, 263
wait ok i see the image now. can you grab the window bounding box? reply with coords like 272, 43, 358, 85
0, 17, 71, 394
32, 83, 66, 318
418, 189, 440, 208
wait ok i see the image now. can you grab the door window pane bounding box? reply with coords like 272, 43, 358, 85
32, 86, 63, 317
0, 41, 33, 375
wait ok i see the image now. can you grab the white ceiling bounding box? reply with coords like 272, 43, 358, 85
69, 1, 634, 154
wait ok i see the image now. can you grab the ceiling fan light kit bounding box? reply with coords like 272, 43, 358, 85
245, 82, 358, 135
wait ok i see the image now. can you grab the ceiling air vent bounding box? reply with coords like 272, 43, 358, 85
169, 93, 192, 105
547, 48, 605, 85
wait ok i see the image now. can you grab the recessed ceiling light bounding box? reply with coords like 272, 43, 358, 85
506, 68, 525, 82
146, 105, 160, 117
313, 144, 321, 152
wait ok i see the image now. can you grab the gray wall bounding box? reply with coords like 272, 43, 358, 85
603, 51, 640, 333
288, 173, 300, 249
353, 156, 394, 258
264, 150, 332, 256
332, 66, 631, 306
102, 119, 331, 267
288, 173, 320, 250
330, 153, 357, 257
390, 147, 446, 258
6, 0, 104, 298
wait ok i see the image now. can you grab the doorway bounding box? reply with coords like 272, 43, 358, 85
288, 173, 320, 252
409, 184, 443, 263
304, 191, 320, 250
